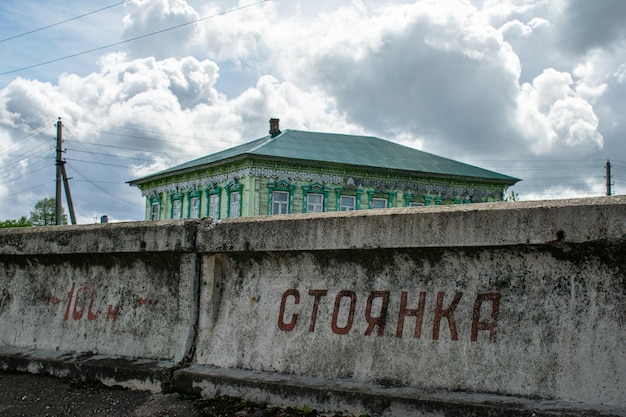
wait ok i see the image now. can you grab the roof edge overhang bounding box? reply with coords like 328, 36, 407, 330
128, 154, 520, 188
244, 154, 520, 186
127, 154, 253, 187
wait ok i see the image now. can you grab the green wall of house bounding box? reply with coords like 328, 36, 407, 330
139, 160, 507, 221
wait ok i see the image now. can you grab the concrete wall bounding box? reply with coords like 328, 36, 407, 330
193, 197, 626, 408
1, 197, 625, 415
0, 220, 198, 362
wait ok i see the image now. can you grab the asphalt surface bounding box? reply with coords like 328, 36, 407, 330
0, 371, 203, 417
0, 371, 360, 417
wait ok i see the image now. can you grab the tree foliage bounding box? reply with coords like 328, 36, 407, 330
504, 190, 519, 202
29, 197, 67, 226
0, 216, 32, 228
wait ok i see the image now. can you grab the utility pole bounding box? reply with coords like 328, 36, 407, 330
605, 159, 612, 197
55, 118, 77, 225
55, 118, 63, 225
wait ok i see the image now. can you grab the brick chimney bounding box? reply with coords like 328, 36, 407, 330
269, 118, 280, 136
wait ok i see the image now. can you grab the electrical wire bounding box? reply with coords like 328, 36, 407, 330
0, 124, 52, 157
0, 1, 127, 43
15, 179, 53, 194
69, 126, 218, 151
64, 157, 137, 169
0, 0, 271, 76
64, 125, 143, 182
0, 159, 53, 186
76, 119, 240, 146
0, 141, 53, 169
66, 162, 144, 208
64, 139, 182, 156
65, 147, 153, 163
0, 148, 54, 178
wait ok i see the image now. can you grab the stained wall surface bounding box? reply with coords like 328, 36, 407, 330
0, 220, 198, 361
193, 198, 626, 407
0, 197, 625, 412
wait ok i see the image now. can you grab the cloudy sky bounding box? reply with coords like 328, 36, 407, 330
1, 0, 625, 224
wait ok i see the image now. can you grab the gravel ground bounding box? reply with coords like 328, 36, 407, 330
0, 372, 367, 417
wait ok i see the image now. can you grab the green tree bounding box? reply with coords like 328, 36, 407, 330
0, 216, 32, 228
504, 190, 519, 202
29, 197, 67, 226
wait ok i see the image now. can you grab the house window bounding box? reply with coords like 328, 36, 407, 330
209, 194, 219, 219
272, 191, 289, 215
268, 180, 295, 215
372, 198, 387, 209
339, 195, 356, 211
302, 183, 329, 213
306, 193, 324, 213
409, 202, 424, 207
189, 197, 200, 218
151, 202, 160, 220
172, 199, 182, 219
229, 192, 240, 218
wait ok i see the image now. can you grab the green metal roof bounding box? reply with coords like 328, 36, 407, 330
130, 130, 519, 184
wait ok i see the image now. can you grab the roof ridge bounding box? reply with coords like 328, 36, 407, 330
246, 131, 283, 153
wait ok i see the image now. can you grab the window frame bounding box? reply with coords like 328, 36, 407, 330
302, 182, 329, 213
229, 191, 241, 218
267, 179, 295, 215
271, 190, 290, 215
339, 195, 356, 211
208, 193, 220, 219
306, 193, 324, 213
150, 202, 161, 221
206, 185, 221, 220
226, 181, 243, 218
148, 194, 162, 221
171, 194, 183, 219
371, 198, 388, 209
189, 196, 200, 218
187, 189, 201, 219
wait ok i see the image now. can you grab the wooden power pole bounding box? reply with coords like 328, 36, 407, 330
55, 118, 76, 225
605, 160, 612, 197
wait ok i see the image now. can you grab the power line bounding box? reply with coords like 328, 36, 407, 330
64, 157, 138, 169
76, 119, 238, 145
65, 147, 153, 163
64, 139, 183, 157
0, 178, 53, 199
0, 142, 54, 169
0, 1, 127, 43
0, 153, 53, 179
70, 179, 124, 184
66, 162, 144, 208
0, 159, 52, 186
0, 124, 52, 157
0, 0, 271, 76
70, 126, 216, 150
0, 148, 54, 179
64, 125, 143, 182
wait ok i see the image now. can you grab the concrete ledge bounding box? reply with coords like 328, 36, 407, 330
171, 365, 626, 417
0, 218, 206, 255
0, 347, 174, 393
198, 197, 626, 252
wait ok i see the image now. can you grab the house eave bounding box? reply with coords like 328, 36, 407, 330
128, 153, 519, 190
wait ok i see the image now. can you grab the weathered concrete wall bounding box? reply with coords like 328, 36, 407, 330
1, 197, 625, 415
193, 197, 626, 408
0, 220, 199, 362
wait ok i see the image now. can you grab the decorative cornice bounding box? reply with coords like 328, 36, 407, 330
141, 167, 503, 199
141, 168, 342, 197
